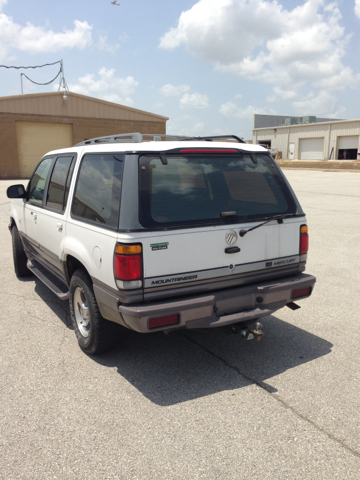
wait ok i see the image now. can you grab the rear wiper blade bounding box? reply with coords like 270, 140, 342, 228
239, 214, 287, 237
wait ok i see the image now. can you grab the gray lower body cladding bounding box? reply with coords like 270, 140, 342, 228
118, 273, 316, 333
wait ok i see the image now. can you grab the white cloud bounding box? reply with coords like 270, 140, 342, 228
159, 0, 358, 114
292, 90, 346, 118
219, 101, 273, 119
68, 68, 138, 106
98, 35, 120, 53
159, 84, 190, 97
166, 116, 206, 135
97, 32, 128, 53
180, 92, 209, 110
356, 0, 360, 19
0, 2, 92, 62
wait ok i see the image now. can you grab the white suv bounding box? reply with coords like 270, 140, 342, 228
7, 133, 315, 354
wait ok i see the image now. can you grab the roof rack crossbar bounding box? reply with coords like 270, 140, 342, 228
180, 135, 245, 143
74, 133, 245, 146
75, 132, 144, 146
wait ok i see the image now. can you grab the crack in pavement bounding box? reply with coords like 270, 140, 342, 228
183, 333, 360, 460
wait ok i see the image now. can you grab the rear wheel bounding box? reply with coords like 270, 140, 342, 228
69, 269, 120, 355
11, 225, 31, 277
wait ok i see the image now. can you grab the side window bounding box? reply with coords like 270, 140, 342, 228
46, 156, 74, 212
28, 157, 53, 205
72, 154, 123, 228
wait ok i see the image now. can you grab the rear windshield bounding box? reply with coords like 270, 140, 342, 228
139, 152, 296, 228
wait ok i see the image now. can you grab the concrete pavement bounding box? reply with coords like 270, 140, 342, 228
1, 172, 359, 479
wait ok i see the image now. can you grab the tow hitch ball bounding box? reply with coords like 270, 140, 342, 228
228, 322, 264, 340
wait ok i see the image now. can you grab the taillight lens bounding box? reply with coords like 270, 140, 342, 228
114, 244, 142, 286
300, 225, 309, 254
114, 254, 141, 280
179, 148, 239, 154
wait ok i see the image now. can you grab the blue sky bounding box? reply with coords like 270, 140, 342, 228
1, 0, 360, 139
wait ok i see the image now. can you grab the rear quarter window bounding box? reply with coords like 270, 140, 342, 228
72, 154, 123, 229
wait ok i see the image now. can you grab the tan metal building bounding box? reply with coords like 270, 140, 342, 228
0, 91, 168, 178
253, 117, 360, 161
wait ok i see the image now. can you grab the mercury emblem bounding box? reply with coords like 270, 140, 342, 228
225, 230, 238, 245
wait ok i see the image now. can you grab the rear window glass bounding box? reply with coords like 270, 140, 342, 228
72, 154, 123, 228
139, 153, 296, 228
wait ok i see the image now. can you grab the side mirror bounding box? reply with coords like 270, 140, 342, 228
7, 184, 26, 199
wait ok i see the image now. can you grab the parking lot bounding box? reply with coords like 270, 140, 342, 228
1, 170, 360, 480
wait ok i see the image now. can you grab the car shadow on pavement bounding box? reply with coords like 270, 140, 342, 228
33, 278, 73, 329
93, 317, 333, 406
32, 278, 333, 406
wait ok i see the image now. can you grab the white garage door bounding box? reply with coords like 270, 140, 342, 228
338, 136, 359, 149
299, 138, 324, 160
16, 121, 73, 178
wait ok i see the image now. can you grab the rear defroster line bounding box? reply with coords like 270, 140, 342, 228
181, 332, 360, 460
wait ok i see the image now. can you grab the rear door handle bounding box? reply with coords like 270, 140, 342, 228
57, 222, 63, 232
31, 212, 37, 220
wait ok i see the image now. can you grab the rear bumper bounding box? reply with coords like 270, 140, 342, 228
118, 273, 316, 333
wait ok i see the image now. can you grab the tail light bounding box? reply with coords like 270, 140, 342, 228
114, 244, 142, 290
300, 225, 309, 254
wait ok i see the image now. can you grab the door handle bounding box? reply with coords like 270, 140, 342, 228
31, 212, 37, 220
57, 222, 63, 232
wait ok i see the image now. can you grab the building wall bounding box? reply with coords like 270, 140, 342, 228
253, 120, 360, 160
0, 112, 166, 179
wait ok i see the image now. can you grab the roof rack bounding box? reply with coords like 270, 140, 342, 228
180, 135, 245, 143
75, 132, 245, 146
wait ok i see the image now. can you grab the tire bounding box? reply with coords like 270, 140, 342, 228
12, 225, 31, 277
69, 269, 120, 355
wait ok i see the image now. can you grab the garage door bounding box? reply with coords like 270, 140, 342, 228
338, 136, 359, 149
16, 122, 73, 178
299, 138, 324, 160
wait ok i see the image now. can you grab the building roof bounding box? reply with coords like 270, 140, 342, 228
0, 91, 169, 122
253, 117, 360, 132
253, 114, 344, 129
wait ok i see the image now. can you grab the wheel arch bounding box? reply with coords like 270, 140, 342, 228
64, 255, 90, 285
8, 216, 15, 231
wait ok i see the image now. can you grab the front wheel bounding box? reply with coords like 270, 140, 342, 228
69, 269, 120, 355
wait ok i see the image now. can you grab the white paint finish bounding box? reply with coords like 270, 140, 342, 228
24, 203, 39, 247
299, 138, 324, 160
37, 208, 67, 266
65, 219, 118, 289
127, 219, 304, 279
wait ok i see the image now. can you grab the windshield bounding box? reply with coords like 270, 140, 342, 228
139, 152, 296, 228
